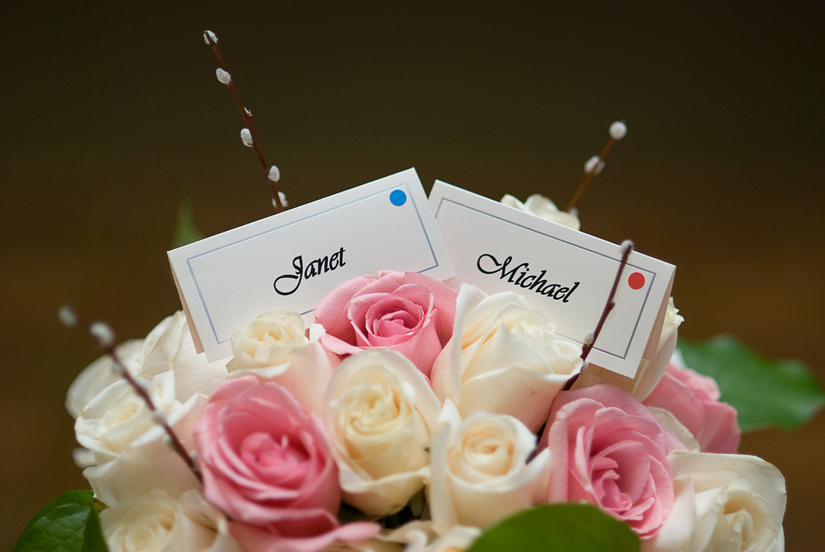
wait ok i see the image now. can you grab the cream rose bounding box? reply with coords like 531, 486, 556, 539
66, 339, 144, 419
226, 309, 339, 414
75, 371, 178, 465
324, 349, 442, 516
418, 526, 481, 552
631, 298, 684, 401
227, 308, 325, 370
500, 194, 580, 230
76, 371, 203, 506
101, 489, 242, 552
136, 312, 229, 403
383, 521, 481, 552
646, 451, 786, 552
431, 284, 581, 432
428, 402, 550, 531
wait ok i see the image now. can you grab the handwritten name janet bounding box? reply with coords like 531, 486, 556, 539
273, 247, 347, 296
476, 253, 579, 302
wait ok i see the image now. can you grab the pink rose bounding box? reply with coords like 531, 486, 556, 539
314, 271, 458, 377
194, 376, 378, 552
643, 362, 741, 454
540, 384, 684, 540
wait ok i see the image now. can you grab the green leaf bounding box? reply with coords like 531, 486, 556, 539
172, 179, 205, 248
679, 335, 825, 432
467, 503, 639, 552
12, 490, 108, 552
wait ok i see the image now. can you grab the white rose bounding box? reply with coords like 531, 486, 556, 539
324, 349, 442, 516
137, 312, 230, 403
431, 284, 581, 432
227, 308, 319, 369
101, 489, 242, 552
428, 402, 550, 531
66, 339, 144, 419
501, 194, 580, 230
646, 451, 786, 552
76, 371, 203, 505
418, 526, 481, 552
632, 297, 684, 401
226, 309, 339, 414
75, 371, 177, 464
383, 521, 481, 552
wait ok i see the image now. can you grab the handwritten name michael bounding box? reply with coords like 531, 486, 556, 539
273, 247, 347, 296
476, 253, 579, 302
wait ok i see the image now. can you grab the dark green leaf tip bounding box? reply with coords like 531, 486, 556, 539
172, 179, 205, 249
12, 490, 109, 552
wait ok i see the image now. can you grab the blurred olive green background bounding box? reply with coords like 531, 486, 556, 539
2, 1, 823, 549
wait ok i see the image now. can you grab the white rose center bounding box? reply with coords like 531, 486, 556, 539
450, 421, 515, 482
332, 365, 430, 480
241, 319, 302, 357
340, 379, 407, 448
124, 515, 173, 552
250, 318, 297, 344
76, 375, 177, 459
230, 309, 310, 370
98, 400, 142, 434
711, 489, 776, 552
107, 501, 175, 552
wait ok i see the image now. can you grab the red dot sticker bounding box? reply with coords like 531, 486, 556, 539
628, 272, 646, 290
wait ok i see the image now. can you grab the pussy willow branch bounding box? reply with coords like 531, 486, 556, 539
580, 240, 634, 363
63, 308, 202, 482
204, 32, 284, 212
565, 136, 617, 212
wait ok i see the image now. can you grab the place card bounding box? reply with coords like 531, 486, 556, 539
429, 181, 674, 378
169, 168, 455, 361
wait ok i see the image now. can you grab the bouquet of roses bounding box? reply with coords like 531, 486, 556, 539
13, 195, 801, 552
14, 32, 821, 552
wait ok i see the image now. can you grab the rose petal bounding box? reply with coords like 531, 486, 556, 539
644, 364, 741, 454
542, 385, 680, 540
314, 275, 377, 344
230, 519, 380, 552
315, 272, 457, 378
194, 376, 342, 539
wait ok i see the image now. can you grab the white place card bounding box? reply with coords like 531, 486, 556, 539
169, 168, 455, 361
429, 181, 675, 378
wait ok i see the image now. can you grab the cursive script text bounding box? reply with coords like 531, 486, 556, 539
274, 247, 347, 296
476, 253, 579, 302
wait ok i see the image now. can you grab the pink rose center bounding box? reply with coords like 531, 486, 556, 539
365, 296, 425, 339
241, 432, 310, 469
224, 410, 318, 486
591, 441, 654, 516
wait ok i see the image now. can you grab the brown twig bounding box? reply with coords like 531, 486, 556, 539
565, 120, 627, 212
59, 305, 202, 483
204, 31, 284, 212
579, 240, 634, 363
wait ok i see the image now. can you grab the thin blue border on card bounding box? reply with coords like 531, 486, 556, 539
188, 181, 441, 346
434, 197, 656, 360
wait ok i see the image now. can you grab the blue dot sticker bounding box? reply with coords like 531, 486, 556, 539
390, 189, 407, 206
